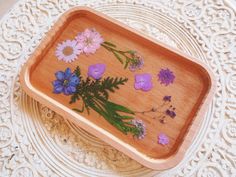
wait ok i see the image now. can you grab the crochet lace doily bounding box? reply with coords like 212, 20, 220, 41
0, 0, 236, 176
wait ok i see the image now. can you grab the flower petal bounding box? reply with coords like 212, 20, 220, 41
55, 71, 65, 80
158, 68, 175, 86
142, 81, 153, 91
64, 86, 76, 95
53, 85, 63, 94
88, 63, 106, 80
75, 28, 104, 55
134, 82, 143, 90
134, 73, 152, 91
53, 80, 62, 87
69, 75, 80, 85
69, 86, 76, 93
64, 68, 72, 79
55, 40, 80, 63
158, 133, 169, 145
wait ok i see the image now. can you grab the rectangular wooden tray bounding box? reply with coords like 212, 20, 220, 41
20, 7, 215, 170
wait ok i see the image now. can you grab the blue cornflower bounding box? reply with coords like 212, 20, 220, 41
52, 68, 80, 95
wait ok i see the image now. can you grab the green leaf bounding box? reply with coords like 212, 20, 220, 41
72, 107, 84, 113
120, 115, 134, 119
100, 77, 128, 94
106, 101, 134, 114
74, 66, 81, 77
124, 59, 130, 69
112, 51, 123, 64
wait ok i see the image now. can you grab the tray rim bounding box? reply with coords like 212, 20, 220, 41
19, 6, 216, 170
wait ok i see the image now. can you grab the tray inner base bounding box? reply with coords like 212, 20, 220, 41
30, 11, 210, 159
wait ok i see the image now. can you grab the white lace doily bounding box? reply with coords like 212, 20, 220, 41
0, 0, 236, 176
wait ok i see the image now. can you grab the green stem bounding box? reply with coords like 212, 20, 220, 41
92, 97, 139, 134
90, 100, 127, 133
101, 43, 134, 69
72, 107, 84, 113
134, 101, 170, 115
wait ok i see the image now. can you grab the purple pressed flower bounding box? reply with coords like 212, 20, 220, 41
131, 119, 146, 139
158, 68, 175, 86
52, 68, 80, 95
163, 96, 171, 102
165, 109, 176, 118
88, 63, 106, 80
134, 73, 153, 91
158, 133, 169, 145
129, 52, 144, 72
76, 28, 104, 55
170, 111, 176, 118
55, 40, 81, 63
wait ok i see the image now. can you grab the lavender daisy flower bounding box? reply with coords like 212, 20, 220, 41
134, 73, 153, 91
158, 133, 169, 145
129, 52, 144, 72
55, 40, 81, 63
88, 63, 106, 80
76, 28, 104, 55
165, 109, 176, 118
131, 119, 146, 139
158, 68, 175, 86
52, 68, 80, 95
163, 96, 171, 102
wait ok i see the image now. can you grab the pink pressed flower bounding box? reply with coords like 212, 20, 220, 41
76, 28, 104, 55
55, 40, 81, 63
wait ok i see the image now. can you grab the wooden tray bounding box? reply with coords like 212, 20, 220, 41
20, 7, 216, 170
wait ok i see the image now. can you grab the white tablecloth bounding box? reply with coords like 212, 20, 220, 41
0, 0, 236, 176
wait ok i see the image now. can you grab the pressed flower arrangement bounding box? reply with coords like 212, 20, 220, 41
52, 28, 177, 142
20, 7, 215, 170
55, 28, 145, 72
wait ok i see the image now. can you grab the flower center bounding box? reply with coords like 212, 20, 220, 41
63, 79, 69, 86
63, 46, 73, 56
85, 38, 93, 45
93, 69, 99, 74
163, 73, 170, 79
138, 78, 145, 85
